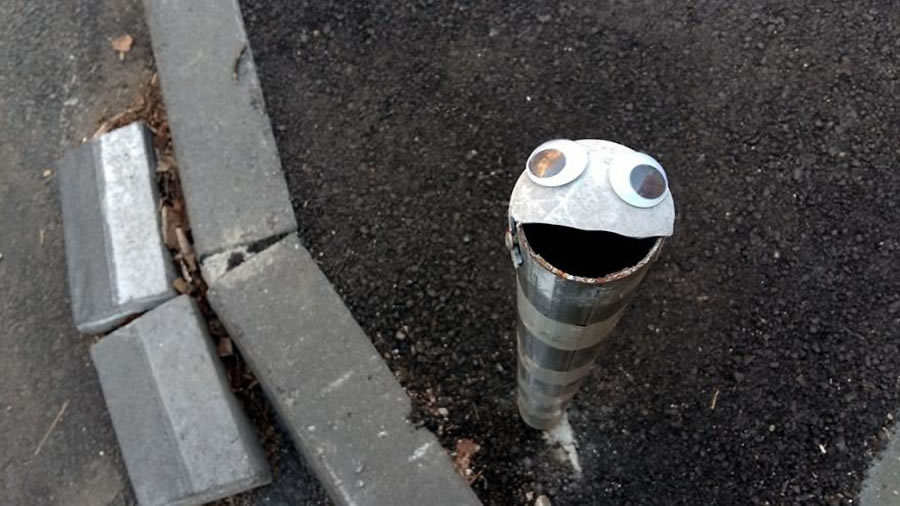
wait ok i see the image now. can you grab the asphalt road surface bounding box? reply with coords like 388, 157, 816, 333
241, 0, 900, 504
0, 1, 328, 504
1, 0, 151, 503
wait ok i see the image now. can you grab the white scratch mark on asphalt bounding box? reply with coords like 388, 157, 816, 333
544, 413, 582, 476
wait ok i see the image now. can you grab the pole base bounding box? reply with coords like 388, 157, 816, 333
517, 390, 563, 430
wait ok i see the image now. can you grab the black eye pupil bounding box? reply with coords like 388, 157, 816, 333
528, 149, 567, 178
630, 164, 666, 199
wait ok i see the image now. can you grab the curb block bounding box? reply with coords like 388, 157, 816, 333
142, 0, 297, 260
859, 429, 900, 505
58, 122, 176, 334
91, 295, 271, 506
208, 234, 482, 506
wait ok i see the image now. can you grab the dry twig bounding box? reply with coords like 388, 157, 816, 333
34, 400, 69, 456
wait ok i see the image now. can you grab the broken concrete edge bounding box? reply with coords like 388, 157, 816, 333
207, 234, 482, 506
142, 0, 297, 260
201, 233, 289, 285
91, 296, 271, 506
76, 293, 175, 335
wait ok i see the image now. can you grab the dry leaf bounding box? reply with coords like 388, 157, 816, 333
93, 72, 169, 148
218, 337, 234, 357
175, 227, 197, 272
111, 34, 134, 55
177, 256, 193, 283
173, 278, 190, 294
156, 155, 175, 173
452, 438, 480, 484
161, 205, 186, 250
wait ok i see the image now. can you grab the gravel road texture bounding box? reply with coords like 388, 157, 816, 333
240, 1, 900, 504
1, 1, 152, 502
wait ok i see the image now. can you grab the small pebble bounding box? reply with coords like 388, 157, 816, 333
395, 329, 407, 341
535, 495, 552, 506
888, 300, 900, 314
437, 407, 449, 417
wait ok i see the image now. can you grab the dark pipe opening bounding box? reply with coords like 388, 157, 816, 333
522, 223, 657, 278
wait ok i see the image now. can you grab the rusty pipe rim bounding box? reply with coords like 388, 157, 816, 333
516, 223, 665, 285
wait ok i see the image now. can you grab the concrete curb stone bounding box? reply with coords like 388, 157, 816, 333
141, 0, 482, 501
142, 0, 297, 260
208, 234, 482, 506
58, 122, 176, 334
91, 295, 271, 506
860, 429, 900, 505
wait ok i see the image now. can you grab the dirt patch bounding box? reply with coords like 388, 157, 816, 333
94, 72, 168, 148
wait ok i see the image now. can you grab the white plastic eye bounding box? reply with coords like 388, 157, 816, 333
608, 151, 669, 208
525, 139, 588, 187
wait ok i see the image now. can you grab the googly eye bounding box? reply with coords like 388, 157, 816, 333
525, 139, 588, 187
608, 151, 669, 208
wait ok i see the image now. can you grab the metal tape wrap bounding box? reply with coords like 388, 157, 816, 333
513, 226, 664, 430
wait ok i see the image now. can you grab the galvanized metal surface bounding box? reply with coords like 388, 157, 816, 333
515, 226, 663, 325
508, 139, 675, 239
511, 223, 665, 430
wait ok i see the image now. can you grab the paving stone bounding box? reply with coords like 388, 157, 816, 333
91, 295, 271, 506
58, 122, 176, 334
207, 234, 481, 506
860, 430, 900, 505
142, 0, 297, 259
